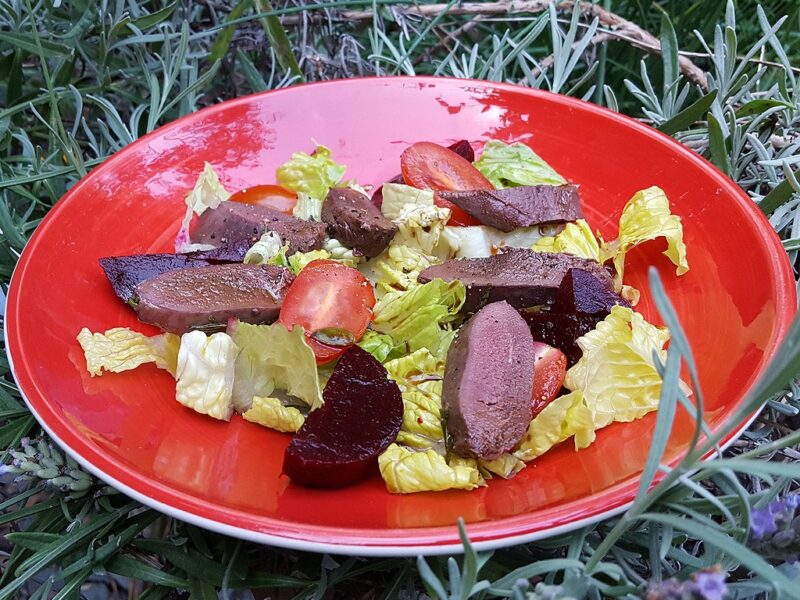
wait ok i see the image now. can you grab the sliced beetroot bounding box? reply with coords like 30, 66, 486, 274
283, 346, 403, 488
448, 139, 476, 162
520, 311, 601, 367
371, 140, 475, 208
99, 242, 249, 305
553, 268, 629, 315
100, 254, 200, 305
188, 239, 250, 262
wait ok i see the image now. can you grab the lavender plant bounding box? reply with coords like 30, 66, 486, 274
1, 1, 800, 598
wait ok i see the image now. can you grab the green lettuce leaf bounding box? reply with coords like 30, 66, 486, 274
357, 330, 401, 363
77, 327, 180, 377
276, 145, 346, 200
175, 331, 239, 421
372, 279, 465, 358
474, 140, 567, 189
287, 249, 331, 274
242, 396, 305, 433
230, 322, 323, 413
378, 444, 485, 494
361, 243, 435, 297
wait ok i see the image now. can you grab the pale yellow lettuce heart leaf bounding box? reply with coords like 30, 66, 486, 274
77, 327, 180, 377
532, 219, 603, 262
359, 243, 436, 297
384, 348, 445, 385
514, 391, 594, 461
175, 331, 238, 421
380, 183, 434, 220
395, 383, 446, 450
275, 145, 346, 200
176, 162, 232, 251
479, 453, 528, 479
393, 203, 454, 261
607, 186, 688, 284
242, 396, 305, 433
378, 444, 485, 494
566, 306, 668, 428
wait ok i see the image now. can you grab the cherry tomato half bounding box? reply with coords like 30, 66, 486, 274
278, 260, 376, 364
400, 142, 494, 226
531, 341, 567, 418
229, 184, 297, 215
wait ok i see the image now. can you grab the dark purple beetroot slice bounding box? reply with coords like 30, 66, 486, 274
521, 311, 601, 367
283, 346, 403, 488
371, 140, 474, 208
187, 239, 251, 262
100, 254, 199, 305
447, 139, 476, 162
553, 268, 629, 316
99, 242, 248, 305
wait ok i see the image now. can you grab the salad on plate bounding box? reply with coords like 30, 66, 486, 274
77, 138, 688, 494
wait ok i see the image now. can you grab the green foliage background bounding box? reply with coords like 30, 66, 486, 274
2, 1, 800, 598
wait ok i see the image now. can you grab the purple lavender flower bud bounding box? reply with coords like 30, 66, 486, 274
751, 505, 778, 539
749, 492, 800, 563
646, 566, 727, 600
690, 571, 727, 600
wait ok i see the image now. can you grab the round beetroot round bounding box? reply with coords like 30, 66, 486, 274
282, 346, 403, 488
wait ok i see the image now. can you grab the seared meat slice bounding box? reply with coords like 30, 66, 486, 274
418, 248, 613, 312
443, 301, 535, 460
322, 188, 397, 258
191, 201, 326, 254
135, 263, 294, 334
437, 185, 583, 232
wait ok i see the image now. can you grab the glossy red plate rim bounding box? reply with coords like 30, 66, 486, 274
5, 77, 797, 556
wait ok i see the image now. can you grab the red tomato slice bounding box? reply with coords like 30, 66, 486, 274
229, 184, 297, 214
531, 341, 567, 418
401, 142, 493, 226
278, 260, 376, 364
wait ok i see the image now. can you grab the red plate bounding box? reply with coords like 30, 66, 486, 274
5, 78, 795, 555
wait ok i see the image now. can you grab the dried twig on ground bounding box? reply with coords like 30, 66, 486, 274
280, 0, 709, 90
